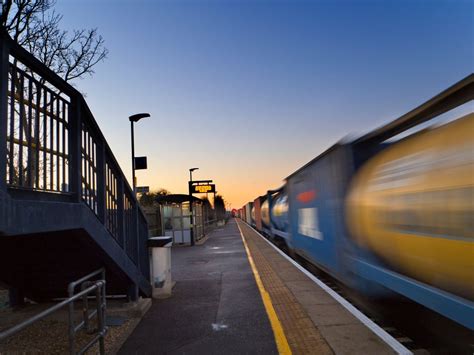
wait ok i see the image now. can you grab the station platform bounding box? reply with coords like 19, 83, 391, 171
119, 219, 400, 354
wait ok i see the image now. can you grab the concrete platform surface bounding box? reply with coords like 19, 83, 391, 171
237, 220, 396, 355
119, 219, 397, 354
118, 220, 277, 354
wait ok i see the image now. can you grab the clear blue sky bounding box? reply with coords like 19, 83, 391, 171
56, 0, 473, 208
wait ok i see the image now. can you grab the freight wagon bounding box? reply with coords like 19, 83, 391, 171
240, 75, 474, 330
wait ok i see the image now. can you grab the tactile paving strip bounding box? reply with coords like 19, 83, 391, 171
238, 221, 333, 355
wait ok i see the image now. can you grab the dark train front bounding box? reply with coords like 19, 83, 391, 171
238, 75, 474, 331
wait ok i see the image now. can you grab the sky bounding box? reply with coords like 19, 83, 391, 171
55, 0, 473, 209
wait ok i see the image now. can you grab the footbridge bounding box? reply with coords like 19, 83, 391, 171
0, 29, 151, 302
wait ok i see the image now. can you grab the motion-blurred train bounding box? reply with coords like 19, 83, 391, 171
238, 75, 474, 330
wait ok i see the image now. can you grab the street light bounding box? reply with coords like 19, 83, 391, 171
189, 167, 199, 181
129, 113, 150, 195
188, 167, 199, 246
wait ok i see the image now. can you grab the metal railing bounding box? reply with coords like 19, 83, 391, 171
67, 268, 107, 355
0, 29, 149, 281
0, 269, 107, 355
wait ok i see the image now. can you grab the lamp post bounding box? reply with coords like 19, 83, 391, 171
129, 113, 150, 196
189, 167, 198, 182
189, 168, 198, 246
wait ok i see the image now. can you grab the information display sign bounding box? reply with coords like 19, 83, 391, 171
190, 184, 216, 194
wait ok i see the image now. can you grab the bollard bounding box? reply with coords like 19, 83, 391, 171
148, 236, 173, 298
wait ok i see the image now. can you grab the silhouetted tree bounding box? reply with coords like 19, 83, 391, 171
201, 197, 213, 222
139, 188, 170, 207
214, 195, 226, 221
1, 0, 108, 82
1, 0, 108, 189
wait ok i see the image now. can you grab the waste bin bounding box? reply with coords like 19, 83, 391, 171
148, 236, 173, 298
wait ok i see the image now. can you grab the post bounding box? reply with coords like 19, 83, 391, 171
68, 287, 76, 354
81, 281, 91, 333
96, 142, 106, 223
96, 284, 105, 355
134, 201, 140, 271
188, 180, 194, 246
128, 112, 150, 196
69, 95, 82, 203
130, 121, 136, 195
213, 191, 217, 223
117, 175, 125, 247
0, 30, 10, 193
127, 283, 139, 302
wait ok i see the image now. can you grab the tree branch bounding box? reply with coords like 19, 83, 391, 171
3, 0, 107, 86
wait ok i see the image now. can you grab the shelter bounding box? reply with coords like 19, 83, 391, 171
155, 194, 205, 244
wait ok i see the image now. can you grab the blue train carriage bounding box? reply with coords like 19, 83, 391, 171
267, 187, 290, 242
286, 75, 474, 330
286, 143, 356, 281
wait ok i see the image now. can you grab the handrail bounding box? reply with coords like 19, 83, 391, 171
0, 282, 103, 340
0, 28, 150, 284
0, 278, 107, 355
68, 268, 107, 355
75, 95, 148, 220
67, 268, 105, 296
2, 29, 147, 220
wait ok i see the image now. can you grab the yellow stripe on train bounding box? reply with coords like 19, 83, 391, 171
346, 113, 474, 301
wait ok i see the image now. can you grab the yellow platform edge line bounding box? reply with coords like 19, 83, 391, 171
236, 220, 292, 355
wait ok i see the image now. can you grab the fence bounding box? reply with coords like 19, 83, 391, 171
0, 29, 149, 281
0, 269, 107, 355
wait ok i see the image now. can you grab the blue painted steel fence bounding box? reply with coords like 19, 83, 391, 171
0, 28, 150, 297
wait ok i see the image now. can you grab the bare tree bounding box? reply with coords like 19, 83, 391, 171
1, 0, 108, 82
1, 0, 108, 190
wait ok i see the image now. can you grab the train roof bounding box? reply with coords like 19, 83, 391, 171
285, 143, 342, 181
354, 73, 473, 146
285, 74, 474, 181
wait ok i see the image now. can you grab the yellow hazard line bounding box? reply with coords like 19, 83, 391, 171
236, 220, 292, 355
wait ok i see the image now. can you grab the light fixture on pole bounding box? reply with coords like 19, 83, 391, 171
189, 167, 199, 182
129, 113, 150, 196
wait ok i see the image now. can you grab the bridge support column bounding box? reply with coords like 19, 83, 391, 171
127, 283, 139, 302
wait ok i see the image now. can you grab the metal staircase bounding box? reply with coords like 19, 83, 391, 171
0, 29, 151, 301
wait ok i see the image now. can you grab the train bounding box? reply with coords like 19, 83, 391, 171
238, 75, 474, 330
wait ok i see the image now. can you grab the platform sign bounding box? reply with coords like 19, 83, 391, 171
190, 184, 215, 194
134, 156, 147, 170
